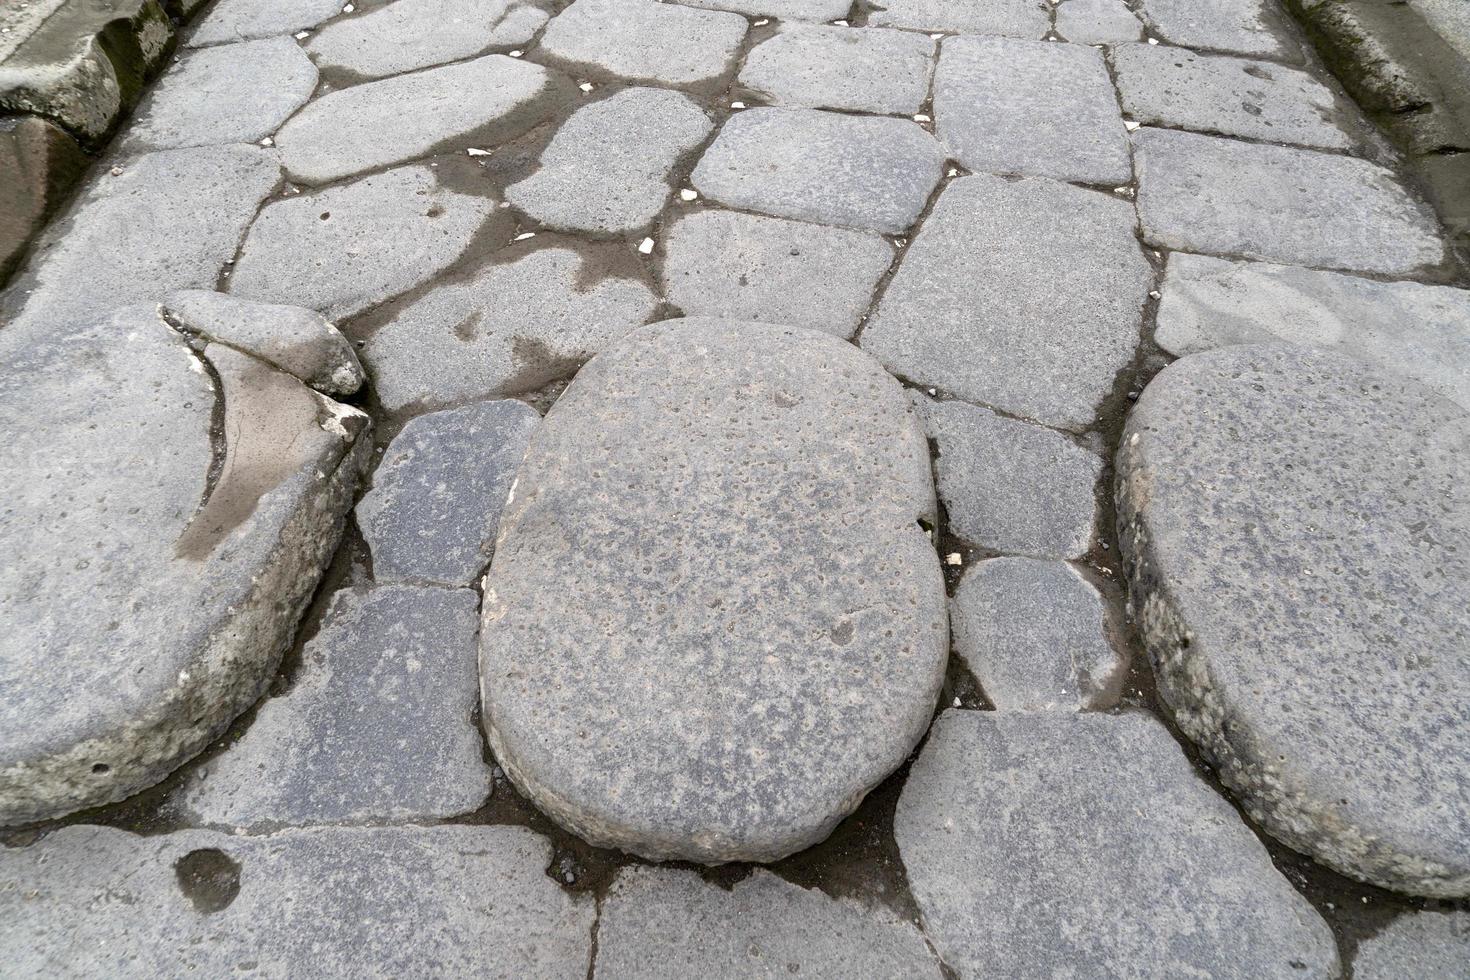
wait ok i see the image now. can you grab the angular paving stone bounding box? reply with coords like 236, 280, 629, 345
0, 824, 595, 976
1156, 253, 1470, 410
661, 210, 893, 339
481, 319, 946, 863
1133, 127, 1446, 275
692, 108, 944, 234
506, 88, 712, 236
912, 396, 1101, 557
950, 558, 1123, 711
1112, 43, 1354, 150
1139, 0, 1293, 59
671, 0, 850, 20
1055, 0, 1143, 44
896, 710, 1341, 978
867, 0, 1050, 37
0, 115, 89, 283
738, 24, 936, 116
1354, 911, 1470, 980
0, 306, 369, 825
356, 401, 541, 586
362, 246, 659, 411
595, 867, 945, 979
863, 175, 1151, 430
1117, 344, 1470, 896
178, 585, 490, 827
934, 35, 1131, 185
122, 37, 317, 151
188, 0, 343, 47
539, 0, 747, 88
306, 0, 549, 80
228, 164, 501, 321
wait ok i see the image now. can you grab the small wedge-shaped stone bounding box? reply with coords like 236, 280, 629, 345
306, 0, 549, 80
481, 319, 947, 863
539, 0, 748, 87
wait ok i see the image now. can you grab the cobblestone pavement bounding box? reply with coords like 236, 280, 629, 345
3, 0, 1470, 976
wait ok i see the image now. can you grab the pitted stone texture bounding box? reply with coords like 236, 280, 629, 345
692, 108, 944, 234
188, 0, 343, 47
362, 246, 659, 412
595, 867, 945, 979
539, 0, 747, 87
0, 824, 595, 976
0, 307, 368, 825
661, 210, 893, 338
0, 116, 89, 282
1354, 911, 1470, 980
506, 88, 712, 236
896, 710, 1341, 978
356, 402, 541, 585
1133, 127, 1446, 275
229, 165, 500, 321
1055, 0, 1142, 44
306, 0, 549, 79
481, 319, 946, 864
671, 0, 850, 20
1112, 44, 1354, 150
867, 0, 1050, 37
178, 586, 489, 827
739, 24, 936, 116
863, 175, 1151, 430
1117, 344, 1470, 896
1139, 0, 1293, 58
935, 36, 1131, 185
275, 54, 555, 185
1156, 254, 1470, 411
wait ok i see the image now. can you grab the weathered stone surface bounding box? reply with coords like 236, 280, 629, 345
692, 108, 944, 234
1156, 253, 1470, 410
0, 35, 121, 142
1117, 344, 1470, 896
539, 0, 747, 87
1133, 127, 1446, 275
896, 710, 1340, 978
670, 0, 850, 20
0, 115, 89, 283
229, 164, 500, 321
506, 88, 711, 236
863, 175, 1151, 430
0, 306, 369, 825
356, 401, 541, 585
595, 867, 945, 979
661, 210, 893, 338
934, 36, 1131, 185
867, 0, 1050, 37
1139, 0, 1293, 58
481, 319, 946, 863
1055, 0, 1142, 44
362, 246, 659, 411
1113, 43, 1354, 150
189, 0, 343, 47
1354, 911, 1470, 980
306, 0, 549, 80
739, 24, 936, 116
0, 824, 595, 976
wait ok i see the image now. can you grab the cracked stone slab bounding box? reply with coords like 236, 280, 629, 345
1354, 911, 1470, 979
738, 24, 936, 116
862, 175, 1151, 430
0, 306, 369, 825
867, 0, 1050, 37
188, 0, 344, 47
362, 246, 659, 412
481, 318, 946, 863
896, 710, 1341, 978
539, 0, 747, 87
305, 0, 549, 80
1138, 0, 1294, 58
934, 36, 1132, 185
356, 401, 541, 586
0, 824, 595, 976
228, 164, 502, 321
692, 108, 944, 234
1055, 0, 1142, 44
1117, 344, 1470, 896
1156, 253, 1470, 411
660, 209, 893, 339
506, 88, 712, 236
1133, 127, 1446, 275
595, 867, 945, 979
668, 0, 850, 20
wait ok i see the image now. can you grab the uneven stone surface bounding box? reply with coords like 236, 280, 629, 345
1139, 0, 1293, 58
356, 401, 541, 585
0, 824, 595, 976
481, 319, 946, 863
1055, 0, 1143, 44
539, 0, 747, 87
863, 174, 1151, 430
188, 0, 343, 47
671, 0, 850, 20
1354, 910, 1470, 980
866, 0, 1050, 37
306, 0, 549, 80
0, 115, 89, 282
1133, 127, 1446, 274
692, 108, 944, 234
595, 867, 944, 978
896, 710, 1341, 978
738, 24, 936, 116
660, 210, 893, 338
1117, 344, 1470, 896
934, 36, 1132, 185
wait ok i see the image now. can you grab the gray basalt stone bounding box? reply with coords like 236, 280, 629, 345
1116, 344, 1470, 896
1354, 911, 1470, 980
738, 24, 937, 116
306, 0, 549, 80
0, 115, 89, 283
866, 0, 1050, 37
1055, 0, 1142, 45
188, 0, 344, 47
895, 710, 1341, 978
1138, 0, 1293, 58
670, 0, 850, 20
539, 0, 748, 87
480, 318, 947, 863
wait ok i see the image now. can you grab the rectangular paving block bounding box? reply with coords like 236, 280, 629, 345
867, 0, 1050, 37
1138, 0, 1294, 59
739, 24, 936, 116
539, 0, 748, 88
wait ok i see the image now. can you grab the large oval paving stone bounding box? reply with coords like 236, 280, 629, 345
1117, 343, 1470, 896
480, 318, 947, 863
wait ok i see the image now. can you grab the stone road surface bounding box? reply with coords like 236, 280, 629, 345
2, 0, 1470, 976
